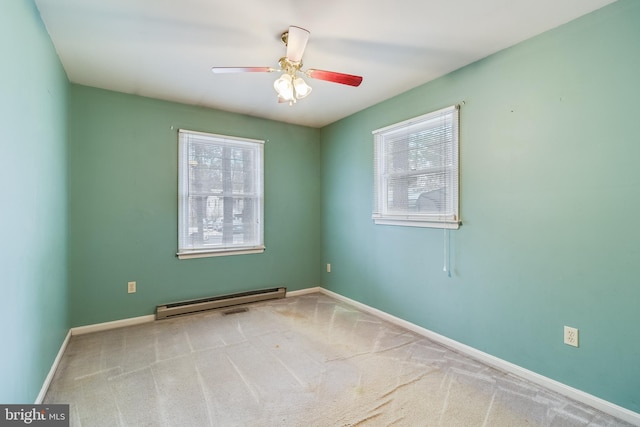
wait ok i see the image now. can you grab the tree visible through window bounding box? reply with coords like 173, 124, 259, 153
372, 105, 460, 229
178, 130, 264, 259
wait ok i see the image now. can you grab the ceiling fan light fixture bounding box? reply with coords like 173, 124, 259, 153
274, 72, 312, 106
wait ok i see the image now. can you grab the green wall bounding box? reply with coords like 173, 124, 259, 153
0, 1, 69, 403
320, 0, 640, 413
68, 86, 321, 326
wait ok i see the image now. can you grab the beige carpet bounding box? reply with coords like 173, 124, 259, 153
44, 293, 632, 426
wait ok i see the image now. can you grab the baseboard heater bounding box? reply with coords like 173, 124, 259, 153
155, 287, 286, 320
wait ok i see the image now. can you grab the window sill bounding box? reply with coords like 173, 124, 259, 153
177, 246, 265, 260
373, 216, 460, 230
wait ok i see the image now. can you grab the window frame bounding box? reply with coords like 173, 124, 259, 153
177, 129, 265, 259
372, 105, 460, 229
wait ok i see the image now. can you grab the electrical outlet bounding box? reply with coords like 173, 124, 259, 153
564, 326, 579, 347
327, 263, 331, 273
127, 281, 136, 294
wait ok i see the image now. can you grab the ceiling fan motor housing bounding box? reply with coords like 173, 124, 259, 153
278, 57, 302, 74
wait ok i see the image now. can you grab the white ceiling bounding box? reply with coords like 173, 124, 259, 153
35, 0, 617, 128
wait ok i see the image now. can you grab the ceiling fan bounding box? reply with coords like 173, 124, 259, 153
212, 26, 363, 106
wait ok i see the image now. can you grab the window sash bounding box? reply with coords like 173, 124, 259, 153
178, 129, 264, 258
373, 105, 459, 229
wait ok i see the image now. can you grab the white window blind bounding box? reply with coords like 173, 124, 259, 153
178, 129, 264, 259
372, 105, 460, 229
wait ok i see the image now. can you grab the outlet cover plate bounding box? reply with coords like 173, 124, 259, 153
564, 326, 579, 347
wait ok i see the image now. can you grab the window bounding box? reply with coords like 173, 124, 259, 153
178, 129, 264, 259
372, 105, 460, 229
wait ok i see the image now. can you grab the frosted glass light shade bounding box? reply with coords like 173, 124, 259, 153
293, 77, 312, 98
274, 74, 294, 101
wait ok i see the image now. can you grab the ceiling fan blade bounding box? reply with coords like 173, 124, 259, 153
306, 69, 363, 87
211, 67, 275, 74
286, 26, 310, 63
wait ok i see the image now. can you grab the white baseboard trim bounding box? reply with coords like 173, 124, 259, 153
287, 286, 322, 297
71, 315, 155, 336
318, 287, 640, 426
35, 329, 71, 404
